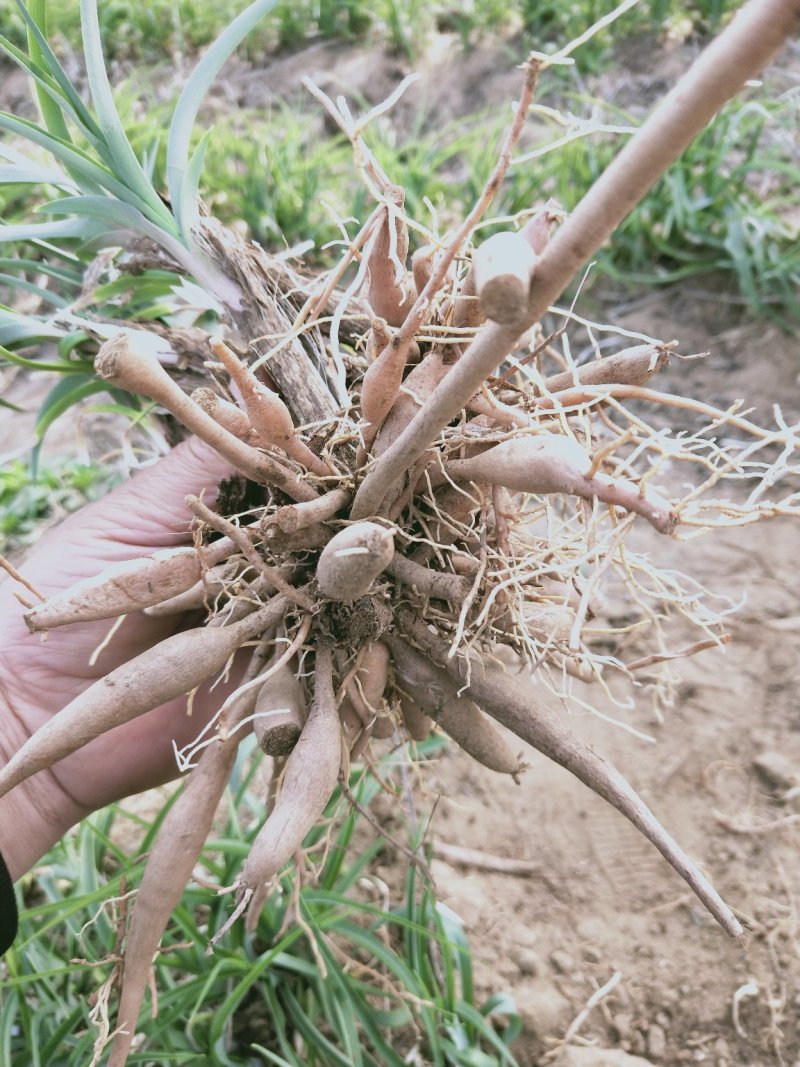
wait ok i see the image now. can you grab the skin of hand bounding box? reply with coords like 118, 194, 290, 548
0, 437, 247, 879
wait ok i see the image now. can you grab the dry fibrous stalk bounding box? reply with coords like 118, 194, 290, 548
7, 5, 800, 1060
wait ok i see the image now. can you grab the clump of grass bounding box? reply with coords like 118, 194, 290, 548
5, 741, 521, 1067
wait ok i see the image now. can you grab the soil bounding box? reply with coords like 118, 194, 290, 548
2, 23, 800, 1067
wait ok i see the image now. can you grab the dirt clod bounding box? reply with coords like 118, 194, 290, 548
645, 1023, 667, 1060
515, 978, 572, 1042
555, 1049, 655, 1067
752, 750, 799, 792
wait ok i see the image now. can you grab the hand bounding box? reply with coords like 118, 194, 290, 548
0, 438, 240, 878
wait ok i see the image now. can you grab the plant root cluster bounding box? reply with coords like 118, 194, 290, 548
6, 19, 800, 1064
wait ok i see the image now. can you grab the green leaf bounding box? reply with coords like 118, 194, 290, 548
0, 162, 77, 188
37, 195, 206, 280
34, 374, 109, 443
0, 307, 66, 346
0, 217, 98, 244
79, 0, 178, 234
0, 110, 124, 201
0, 272, 67, 307
0, 341, 93, 374
0, 256, 82, 286
23, 0, 75, 148
178, 127, 214, 239
0, 396, 25, 412
0, 33, 102, 155
455, 999, 519, 1065
11, 0, 102, 139
166, 0, 281, 240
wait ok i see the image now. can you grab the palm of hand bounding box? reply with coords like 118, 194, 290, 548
0, 438, 237, 816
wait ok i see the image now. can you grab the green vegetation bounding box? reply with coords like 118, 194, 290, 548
0, 457, 116, 550
0, 0, 740, 63
4, 743, 521, 1066
1, 0, 796, 321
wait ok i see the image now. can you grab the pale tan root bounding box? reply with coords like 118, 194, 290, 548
364, 185, 414, 327
106, 641, 271, 1067
95, 334, 317, 502
541, 343, 669, 394
386, 553, 471, 602
399, 697, 434, 742
397, 608, 743, 939
143, 560, 240, 617
265, 488, 351, 538
371, 350, 447, 462
185, 494, 313, 610
208, 338, 333, 478
366, 318, 392, 362
388, 635, 525, 778
253, 663, 307, 757
0, 599, 286, 801
443, 434, 676, 534
411, 245, 434, 296
235, 646, 341, 899
345, 641, 392, 736
316, 522, 395, 601
472, 231, 537, 326
24, 537, 236, 632
191, 387, 257, 442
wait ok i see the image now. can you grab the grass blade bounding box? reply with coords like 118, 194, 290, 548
166, 0, 281, 240
0, 217, 98, 244
37, 194, 232, 292
0, 34, 103, 155
0, 111, 143, 203
0, 256, 82, 285
33, 375, 111, 444
0, 272, 68, 307
23, 0, 74, 146
0, 306, 67, 345
0, 342, 92, 373
79, 0, 178, 234
12, 0, 101, 139
0, 162, 77, 188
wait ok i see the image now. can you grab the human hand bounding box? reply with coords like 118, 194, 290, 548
0, 437, 241, 878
